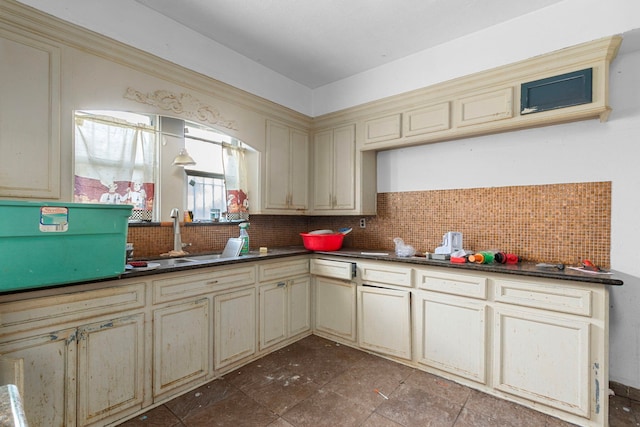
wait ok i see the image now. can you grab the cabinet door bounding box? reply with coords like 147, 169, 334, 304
313, 125, 355, 212
493, 307, 590, 416
415, 292, 487, 383
77, 314, 145, 426
358, 285, 411, 360
259, 282, 288, 350
0, 29, 61, 198
289, 276, 311, 337
0, 328, 76, 427
214, 288, 256, 370
456, 86, 513, 127
312, 129, 334, 210
265, 120, 308, 211
265, 120, 292, 209
314, 277, 356, 342
332, 124, 356, 210
153, 298, 209, 399
364, 113, 402, 144
289, 128, 309, 209
404, 102, 450, 137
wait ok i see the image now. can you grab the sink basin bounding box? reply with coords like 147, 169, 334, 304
183, 254, 223, 261
154, 258, 197, 266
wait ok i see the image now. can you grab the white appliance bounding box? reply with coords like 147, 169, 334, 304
435, 232, 463, 254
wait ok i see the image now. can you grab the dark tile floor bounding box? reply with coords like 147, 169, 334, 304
118, 335, 639, 427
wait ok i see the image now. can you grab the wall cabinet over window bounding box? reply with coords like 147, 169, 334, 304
264, 119, 309, 213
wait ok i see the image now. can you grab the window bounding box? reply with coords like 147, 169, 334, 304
184, 122, 249, 222
74, 111, 157, 221
73, 111, 253, 223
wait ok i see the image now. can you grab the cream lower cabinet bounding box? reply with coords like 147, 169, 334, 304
357, 285, 411, 360
314, 276, 357, 343
413, 268, 488, 384
0, 314, 145, 427
213, 287, 256, 370
493, 306, 590, 416
0, 328, 77, 427
259, 276, 311, 350
492, 277, 604, 425
76, 314, 145, 426
258, 257, 311, 350
153, 298, 210, 401
414, 291, 487, 383
0, 282, 147, 427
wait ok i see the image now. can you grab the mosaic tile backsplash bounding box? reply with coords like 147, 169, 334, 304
128, 181, 611, 267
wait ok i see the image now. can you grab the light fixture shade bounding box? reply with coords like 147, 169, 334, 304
173, 148, 196, 166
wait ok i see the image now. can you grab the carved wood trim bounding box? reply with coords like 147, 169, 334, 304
124, 87, 239, 130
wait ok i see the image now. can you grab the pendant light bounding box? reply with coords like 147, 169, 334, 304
172, 148, 196, 166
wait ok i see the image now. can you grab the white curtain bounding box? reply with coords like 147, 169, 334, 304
74, 114, 156, 210
223, 144, 249, 219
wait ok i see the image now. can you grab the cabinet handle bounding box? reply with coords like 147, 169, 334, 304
277, 281, 287, 287
207, 280, 219, 285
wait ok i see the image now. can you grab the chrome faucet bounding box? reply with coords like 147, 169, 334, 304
169, 208, 183, 253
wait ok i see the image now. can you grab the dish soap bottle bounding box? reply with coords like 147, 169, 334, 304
239, 222, 250, 255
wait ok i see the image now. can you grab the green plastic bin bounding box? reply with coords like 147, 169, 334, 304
0, 200, 132, 293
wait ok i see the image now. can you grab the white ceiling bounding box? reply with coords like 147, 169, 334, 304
134, 0, 564, 89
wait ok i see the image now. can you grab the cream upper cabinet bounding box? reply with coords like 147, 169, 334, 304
312, 124, 356, 212
364, 113, 402, 145
455, 86, 514, 127
265, 119, 309, 212
0, 28, 60, 199
403, 102, 451, 137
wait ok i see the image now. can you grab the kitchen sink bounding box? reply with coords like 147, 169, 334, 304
151, 253, 229, 267
183, 254, 223, 261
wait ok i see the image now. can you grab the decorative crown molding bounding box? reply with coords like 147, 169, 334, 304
124, 87, 239, 130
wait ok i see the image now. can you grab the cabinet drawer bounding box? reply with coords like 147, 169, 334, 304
0, 282, 146, 336
494, 279, 592, 316
415, 269, 487, 299
310, 258, 355, 281
359, 262, 412, 288
364, 113, 402, 144
153, 266, 255, 304
259, 258, 309, 282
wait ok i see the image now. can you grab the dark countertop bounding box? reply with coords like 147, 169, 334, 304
314, 249, 624, 286
1, 246, 621, 297
127, 246, 622, 286
121, 246, 311, 278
